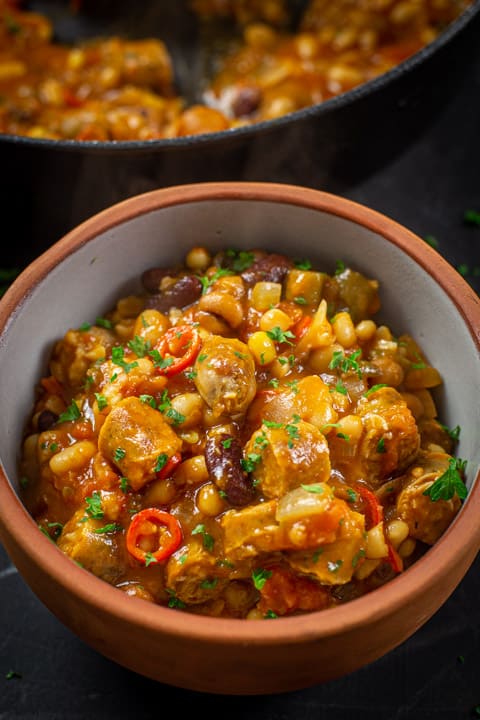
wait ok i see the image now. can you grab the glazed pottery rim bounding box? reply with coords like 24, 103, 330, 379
0, 1, 479, 153
0, 181, 479, 646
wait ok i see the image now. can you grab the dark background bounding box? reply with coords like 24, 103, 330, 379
1, 21, 480, 720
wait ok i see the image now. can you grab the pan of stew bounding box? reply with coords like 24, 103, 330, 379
1, 0, 479, 264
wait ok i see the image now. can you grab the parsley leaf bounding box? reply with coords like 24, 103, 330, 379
95, 316, 113, 329
94, 523, 122, 534
114, 447, 126, 462
364, 383, 388, 396
252, 568, 272, 590
241, 452, 262, 473
294, 259, 312, 270
225, 249, 255, 272
329, 349, 362, 377
154, 453, 168, 473
57, 399, 81, 424
94, 393, 108, 410
439, 423, 461, 442
266, 326, 295, 345
128, 335, 151, 358
464, 209, 480, 226
423, 458, 468, 502
82, 491, 103, 520
111, 346, 139, 373
192, 523, 215, 552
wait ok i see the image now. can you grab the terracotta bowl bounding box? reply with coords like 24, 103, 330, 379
0, 182, 479, 695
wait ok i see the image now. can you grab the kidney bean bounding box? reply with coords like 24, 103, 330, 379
141, 267, 174, 293
231, 85, 261, 118
205, 433, 255, 506
241, 253, 293, 285
145, 275, 203, 313
37, 409, 59, 432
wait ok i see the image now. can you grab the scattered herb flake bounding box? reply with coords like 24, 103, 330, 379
5, 670, 22, 680
83, 491, 103, 520
266, 326, 295, 345
96, 316, 113, 329
377, 437, 386, 454
222, 438, 233, 449
294, 259, 312, 270
424, 235, 438, 249
364, 383, 388, 396
57, 399, 81, 424
119, 477, 130, 493
463, 209, 480, 226
192, 523, 215, 552
128, 335, 150, 358
114, 447, 126, 462
264, 610, 278, 619
145, 552, 158, 567
94, 523, 122, 534
252, 567, 272, 590
301, 484, 324, 494
327, 560, 343, 573
154, 453, 168, 473
94, 393, 108, 411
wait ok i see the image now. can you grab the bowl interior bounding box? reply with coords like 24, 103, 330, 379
0, 189, 479, 507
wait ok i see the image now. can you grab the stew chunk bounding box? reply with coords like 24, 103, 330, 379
98, 396, 182, 490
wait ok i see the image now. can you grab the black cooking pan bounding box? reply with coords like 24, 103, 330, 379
2, 0, 480, 266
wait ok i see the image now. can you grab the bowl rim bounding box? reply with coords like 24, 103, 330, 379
0, 2, 479, 153
0, 180, 479, 646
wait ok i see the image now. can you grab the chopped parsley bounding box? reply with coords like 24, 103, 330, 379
331, 380, 348, 396
57, 399, 81, 424
78, 322, 92, 331
157, 390, 185, 426
94, 523, 122, 534
95, 316, 113, 329
336, 432, 350, 441
252, 568, 272, 590
440, 423, 461, 442
347, 488, 358, 503
364, 383, 388, 396
192, 523, 214, 552
266, 326, 295, 345
352, 549, 366, 568
463, 209, 480, 226
293, 296, 307, 305
166, 589, 186, 608
264, 610, 278, 619
82, 491, 103, 520
294, 258, 312, 270
301, 484, 324, 494
200, 578, 218, 590
199, 268, 233, 293
198, 353, 208, 363
268, 378, 280, 388
94, 393, 108, 411
334, 259, 346, 275
111, 346, 139, 373
329, 349, 362, 377
149, 348, 174, 370
5, 670, 22, 680
128, 335, 151, 357
222, 438, 233, 449
225, 249, 255, 272
424, 235, 438, 249
145, 552, 158, 567
377, 437, 386, 454
423, 458, 468, 502
327, 560, 343, 574
154, 453, 169, 473
119, 477, 130, 493
139, 394, 157, 408
114, 447, 126, 462
241, 452, 262, 473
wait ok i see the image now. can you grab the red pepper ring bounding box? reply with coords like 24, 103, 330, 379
153, 325, 202, 377
126, 508, 182, 565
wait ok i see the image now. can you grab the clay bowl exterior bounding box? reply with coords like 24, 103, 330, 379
0, 182, 479, 695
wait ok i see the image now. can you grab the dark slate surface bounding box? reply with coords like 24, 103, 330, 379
1, 43, 480, 720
